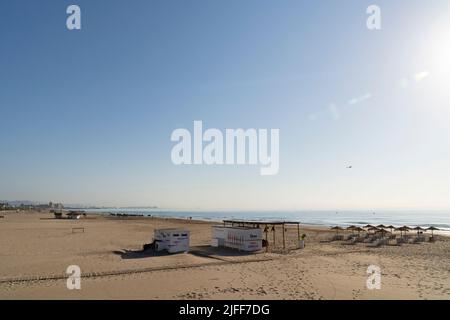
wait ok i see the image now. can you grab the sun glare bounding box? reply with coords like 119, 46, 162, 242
425, 20, 450, 76
415, 17, 450, 101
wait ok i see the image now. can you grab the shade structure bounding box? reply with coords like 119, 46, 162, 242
386, 225, 395, 233
395, 226, 410, 236
394, 227, 402, 236
400, 226, 411, 234
353, 227, 364, 235
413, 226, 425, 235
364, 224, 374, 229
376, 224, 388, 229
331, 226, 343, 235
427, 226, 439, 237
367, 226, 379, 233
221, 220, 301, 251
346, 225, 357, 231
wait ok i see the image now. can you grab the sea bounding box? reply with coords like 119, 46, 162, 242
80, 208, 450, 234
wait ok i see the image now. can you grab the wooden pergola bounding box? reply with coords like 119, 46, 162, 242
222, 220, 301, 250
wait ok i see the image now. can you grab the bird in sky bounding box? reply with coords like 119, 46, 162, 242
346, 165, 353, 169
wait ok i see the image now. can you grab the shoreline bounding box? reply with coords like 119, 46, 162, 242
83, 210, 450, 237
2, 209, 449, 236
4, 208, 449, 236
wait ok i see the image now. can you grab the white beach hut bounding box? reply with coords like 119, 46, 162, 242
154, 228, 190, 253
211, 226, 262, 252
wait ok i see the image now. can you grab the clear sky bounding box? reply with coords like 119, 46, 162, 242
1, 0, 449, 210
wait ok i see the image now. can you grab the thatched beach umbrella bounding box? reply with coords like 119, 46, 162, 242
386, 225, 395, 233
364, 224, 374, 229
346, 225, 360, 236
374, 226, 387, 236
395, 226, 407, 236
413, 226, 425, 236
427, 226, 439, 237
376, 225, 386, 234
396, 226, 410, 237
353, 227, 364, 235
331, 226, 343, 235
367, 226, 379, 233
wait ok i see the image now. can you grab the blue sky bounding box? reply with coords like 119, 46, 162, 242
1, 0, 450, 210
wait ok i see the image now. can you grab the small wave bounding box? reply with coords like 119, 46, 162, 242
418, 223, 450, 228
346, 221, 371, 225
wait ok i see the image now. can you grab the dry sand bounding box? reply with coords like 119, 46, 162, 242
0, 211, 449, 300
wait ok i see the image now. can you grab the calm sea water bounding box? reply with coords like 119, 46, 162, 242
82, 208, 450, 234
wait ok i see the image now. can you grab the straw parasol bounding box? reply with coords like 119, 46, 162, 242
364, 224, 374, 229
386, 225, 395, 233
427, 226, 439, 237
353, 227, 364, 235
367, 226, 379, 234
346, 225, 357, 231
376, 226, 388, 236
412, 226, 425, 236
396, 226, 410, 237
331, 226, 344, 235
400, 226, 411, 233
376, 224, 388, 229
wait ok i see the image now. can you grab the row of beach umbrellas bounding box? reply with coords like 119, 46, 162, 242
331, 225, 439, 236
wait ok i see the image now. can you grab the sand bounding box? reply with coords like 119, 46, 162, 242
0, 211, 449, 300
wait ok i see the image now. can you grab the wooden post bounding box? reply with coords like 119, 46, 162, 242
265, 226, 268, 252
272, 226, 276, 248
282, 223, 286, 250
297, 223, 300, 247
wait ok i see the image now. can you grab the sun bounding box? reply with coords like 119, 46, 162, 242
424, 19, 450, 77
414, 15, 450, 101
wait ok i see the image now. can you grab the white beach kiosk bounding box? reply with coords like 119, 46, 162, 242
215, 220, 303, 251
154, 228, 190, 253
211, 225, 263, 252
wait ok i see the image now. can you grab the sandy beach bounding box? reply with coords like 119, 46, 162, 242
0, 211, 449, 300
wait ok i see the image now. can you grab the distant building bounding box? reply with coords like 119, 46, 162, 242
0, 203, 11, 210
